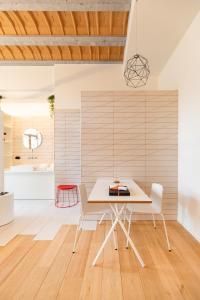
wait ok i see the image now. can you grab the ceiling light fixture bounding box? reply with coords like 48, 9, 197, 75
124, 0, 150, 88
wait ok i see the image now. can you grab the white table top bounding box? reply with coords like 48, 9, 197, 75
88, 178, 152, 204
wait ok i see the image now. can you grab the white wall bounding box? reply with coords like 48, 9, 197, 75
160, 12, 200, 242
55, 64, 158, 109
0, 66, 54, 91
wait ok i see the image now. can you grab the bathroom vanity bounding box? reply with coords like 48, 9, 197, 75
4, 165, 55, 200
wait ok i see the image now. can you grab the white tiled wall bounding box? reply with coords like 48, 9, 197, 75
54, 92, 178, 220
54, 110, 80, 187
81, 91, 178, 220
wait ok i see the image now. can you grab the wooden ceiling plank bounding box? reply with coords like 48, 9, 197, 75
0, 47, 6, 59
68, 46, 72, 60
84, 12, 90, 35
31, 45, 42, 60
10, 11, 27, 35
16, 45, 25, 59
56, 12, 65, 35
46, 45, 52, 59
89, 46, 92, 60
0, 1, 131, 11
107, 46, 110, 60
27, 11, 40, 34
97, 46, 100, 60
0, 20, 5, 34
0, 47, 4, 59
38, 46, 43, 60
41, 11, 52, 35
118, 46, 122, 60
95, 11, 99, 35
122, 11, 128, 35
110, 11, 113, 35
57, 46, 63, 59
28, 45, 36, 59
0, 36, 126, 46
70, 12, 77, 35
5, 45, 15, 59
79, 46, 82, 60
0, 60, 122, 65
120, 45, 124, 60
1, 11, 17, 34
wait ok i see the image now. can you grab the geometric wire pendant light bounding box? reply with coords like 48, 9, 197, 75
124, 0, 150, 88
124, 54, 150, 88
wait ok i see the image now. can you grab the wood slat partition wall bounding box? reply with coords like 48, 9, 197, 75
54, 110, 80, 188
81, 91, 178, 220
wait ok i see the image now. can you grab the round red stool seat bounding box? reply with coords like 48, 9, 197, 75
57, 184, 77, 190
55, 184, 79, 208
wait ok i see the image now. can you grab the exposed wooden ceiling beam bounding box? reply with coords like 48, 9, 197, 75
0, 35, 126, 46
0, 60, 122, 65
0, 0, 131, 11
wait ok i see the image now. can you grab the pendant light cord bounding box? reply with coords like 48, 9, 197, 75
135, 0, 138, 54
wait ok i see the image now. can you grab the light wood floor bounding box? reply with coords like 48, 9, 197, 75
0, 221, 199, 300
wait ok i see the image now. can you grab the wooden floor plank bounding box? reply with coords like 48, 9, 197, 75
156, 222, 200, 299
0, 222, 198, 299
118, 225, 145, 300
79, 223, 105, 300
0, 240, 50, 299
101, 223, 123, 300
0, 235, 36, 285
130, 222, 169, 299
35, 226, 76, 300
142, 222, 190, 299
0, 235, 25, 265
13, 225, 71, 299
57, 230, 92, 300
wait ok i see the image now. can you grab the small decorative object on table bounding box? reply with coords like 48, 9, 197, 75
113, 179, 120, 184
109, 184, 130, 196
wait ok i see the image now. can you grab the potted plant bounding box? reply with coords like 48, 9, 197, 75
47, 95, 55, 118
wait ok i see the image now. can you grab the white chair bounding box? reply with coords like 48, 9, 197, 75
72, 184, 117, 253
126, 183, 171, 251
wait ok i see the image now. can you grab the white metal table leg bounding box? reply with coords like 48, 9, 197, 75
99, 212, 106, 225
111, 205, 145, 268
111, 213, 117, 250
126, 210, 132, 248
160, 213, 171, 251
118, 218, 145, 267
92, 205, 125, 266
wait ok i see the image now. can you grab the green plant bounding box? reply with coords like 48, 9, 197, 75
47, 95, 55, 118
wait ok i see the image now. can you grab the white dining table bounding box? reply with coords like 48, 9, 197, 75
88, 178, 152, 267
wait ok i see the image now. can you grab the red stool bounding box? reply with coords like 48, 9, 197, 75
55, 184, 79, 208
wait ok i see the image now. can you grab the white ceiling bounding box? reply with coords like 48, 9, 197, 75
125, 0, 200, 75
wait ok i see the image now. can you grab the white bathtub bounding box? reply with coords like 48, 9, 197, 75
4, 165, 55, 200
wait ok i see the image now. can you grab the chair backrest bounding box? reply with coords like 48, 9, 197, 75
78, 184, 88, 214
150, 183, 163, 213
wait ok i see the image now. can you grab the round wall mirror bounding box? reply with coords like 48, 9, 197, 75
23, 128, 42, 150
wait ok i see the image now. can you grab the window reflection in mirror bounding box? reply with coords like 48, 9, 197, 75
23, 128, 42, 150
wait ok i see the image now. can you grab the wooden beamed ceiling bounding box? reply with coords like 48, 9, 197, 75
0, 10, 129, 63
0, 11, 128, 36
